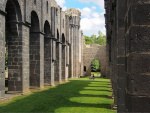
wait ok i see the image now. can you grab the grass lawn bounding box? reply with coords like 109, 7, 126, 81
0, 77, 116, 113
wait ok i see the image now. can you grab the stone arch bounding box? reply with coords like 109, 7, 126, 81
44, 20, 51, 85
57, 29, 59, 41
30, 11, 40, 32
29, 11, 41, 88
44, 20, 51, 38
83, 45, 106, 77
62, 33, 65, 44
5, 0, 22, 22
5, 0, 23, 92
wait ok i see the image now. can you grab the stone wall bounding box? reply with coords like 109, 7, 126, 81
83, 44, 106, 77
105, 0, 150, 112
0, 0, 83, 100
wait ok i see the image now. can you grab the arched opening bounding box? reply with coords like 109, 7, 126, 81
44, 20, 51, 85
62, 34, 65, 44
29, 11, 40, 88
84, 66, 86, 72
5, 0, 22, 92
91, 60, 101, 76
62, 34, 66, 80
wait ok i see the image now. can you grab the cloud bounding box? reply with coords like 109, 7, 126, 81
55, 0, 106, 36
77, 0, 104, 10
55, 0, 67, 11
92, 6, 96, 10
80, 7, 106, 36
80, 7, 92, 18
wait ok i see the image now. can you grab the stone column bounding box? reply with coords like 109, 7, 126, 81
6, 22, 30, 93
66, 43, 69, 81
62, 44, 66, 81
0, 12, 5, 99
125, 1, 150, 112
73, 25, 76, 77
30, 32, 44, 89
75, 25, 79, 78
44, 38, 51, 85
55, 42, 62, 83
22, 24, 30, 92
116, 0, 126, 112
50, 40, 55, 86
69, 25, 74, 78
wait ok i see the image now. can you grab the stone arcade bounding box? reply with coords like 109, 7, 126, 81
105, 0, 150, 112
1, 0, 150, 112
0, 0, 84, 99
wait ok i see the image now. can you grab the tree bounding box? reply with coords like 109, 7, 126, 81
84, 35, 92, 44
84, 30, 106, 45
91, 60, 100, 72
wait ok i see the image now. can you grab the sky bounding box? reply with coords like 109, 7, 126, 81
55, 0, 105, 37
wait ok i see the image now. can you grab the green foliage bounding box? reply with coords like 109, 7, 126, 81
91, 72, 101, 76
91, 60, 100, 72
84, 30, 106, 45
84, 36, 93, 44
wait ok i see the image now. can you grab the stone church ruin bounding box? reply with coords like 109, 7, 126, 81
0, 0, 84, 99
0, 0, 150, 112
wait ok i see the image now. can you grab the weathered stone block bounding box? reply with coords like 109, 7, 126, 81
126, 93, 150, 112
132, 3, 150, 25
127, 73, 150, 96
129, 26, 150, 53
127, 53, 150, 75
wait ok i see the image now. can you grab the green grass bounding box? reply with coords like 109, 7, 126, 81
91, 72, 101, 76
0, 77, 116, 113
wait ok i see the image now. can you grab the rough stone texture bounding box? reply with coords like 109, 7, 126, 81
66, 8, 83, 78
0, 0, 83, 100
83, 44, 106, 77
105, 0, 150, 112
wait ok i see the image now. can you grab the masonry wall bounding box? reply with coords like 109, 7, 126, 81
83, 44, 106, 77
105, 0, 150, 112
0, 0, 82, 100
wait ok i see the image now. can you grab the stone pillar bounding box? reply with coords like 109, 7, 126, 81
66, 43, 69, 81
50, 40, 55, 86
55, 42, 62, 83
59, 43, 62, 82
69, 25, 74, 78
62, 44, 66, 81
22, 24, 30, 92
125, 1, 150, 112
73, 25, 76, 77
39, 33, 44, 88
44, 38, 51, 85
75, 25, 79, 78
116, 0, 126, 112
6, 22, 30, 92
30, 32, 44, 89
0, 12, 5, 99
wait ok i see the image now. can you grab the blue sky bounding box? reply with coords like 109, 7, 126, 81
56, 0, 105, 36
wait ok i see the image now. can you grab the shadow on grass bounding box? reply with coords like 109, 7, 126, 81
0, 78, 115, 113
